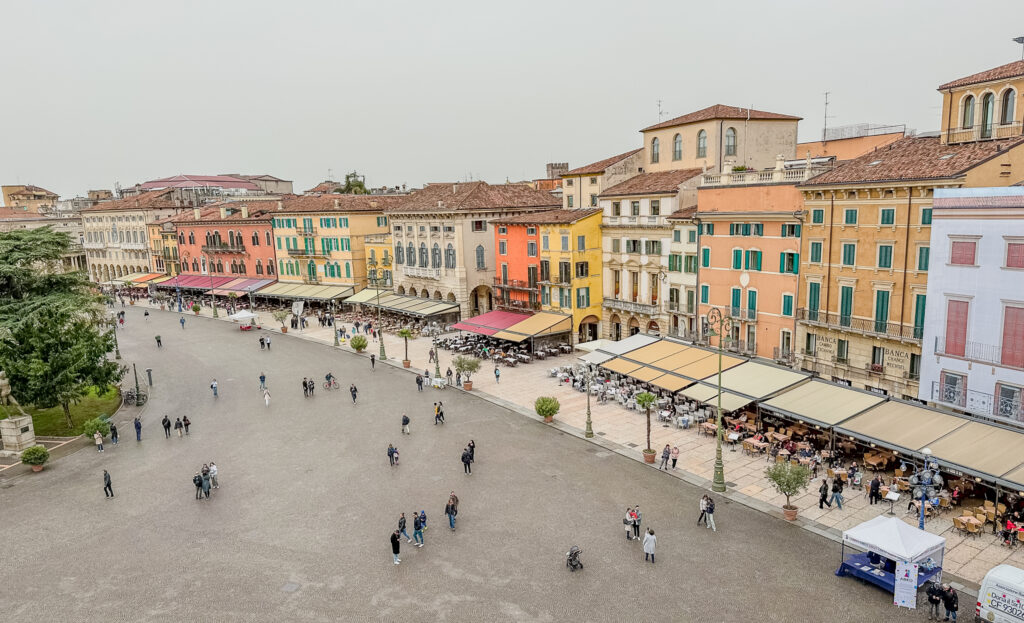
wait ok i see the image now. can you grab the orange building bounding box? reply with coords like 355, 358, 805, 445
491, 218, 541, 311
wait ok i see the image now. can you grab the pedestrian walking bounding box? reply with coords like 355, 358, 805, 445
399, 512, 411, 543
467, 439, 475, 462
830, 477, 845, 510
413, 512, 424, 547
307, 379, 315, 397
670, 446, 679, 469
155, 335, 162, 348
642, 529, 657, 563
134, 416, 142, 441
941, 584, 958, 621
103, 470, 113, 498
455, 371, 461, 387
302, 378, 309, 398
180, 316, 186, 330
201, 471, 211, 499
705, 496, 717, 532
419, 510, 427, 531
259, 372, 266, 390
193, 472, 203, 499
162, 415, 172, 438
259, 336, 265, 350
144, 309, 150, 321
265, 336, 271, 350
388, 444, 397, 467
393, 448, 400, 465
182, 416, 191, 435
433, 402, 440, 425
632, 505, 642, 539
415, 375, 423, 392
209, 462, 219, 488
818, 479, 832, 509
174, 417, 184, 437
869, 475, 881, 505
263, 388, 271, 407
446, 367, 453, 386
437, 402, 445, 424
391, 530, 401, 565
445, 499, 458, 531
494, 366, 500, 384
401, 413, 410, 435
370, 353, 375, 370
110, 423, 119, 445
659, 444, 670, 470
350, 384, 358, 404
210, 379, 218, 398
926, 581, 943, 621
461, 447, 472, 474
698, 495, 708, 526
624, 508, 634, 540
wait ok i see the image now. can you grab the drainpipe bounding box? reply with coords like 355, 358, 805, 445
825, 191, 835, 319
718, 120, 725, 173
899, 186, 913, 331
793, 208, 806, 365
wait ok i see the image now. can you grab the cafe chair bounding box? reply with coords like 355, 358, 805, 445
966, 520, 982, 539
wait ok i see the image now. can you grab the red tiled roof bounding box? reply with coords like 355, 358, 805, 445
6, 184, 58, 197
139, 175, 262, 191
666, 206, 698, 220
641, 104, 801, 132
387, 181, 559, 213
81, 189, 179, 212
600, 169, 703, 197
492, 208, 601, 225
303, 180, 343, 194
170, 202, 275, 224
800, 136, 1024, 186
564, 148, 643, 176
276, 194, 403, 213
938, 60, 1024, 90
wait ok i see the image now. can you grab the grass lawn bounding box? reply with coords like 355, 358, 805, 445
1, 387, 121, 437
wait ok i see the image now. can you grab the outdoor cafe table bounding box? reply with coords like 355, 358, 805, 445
769, 432, 790, 443
864, 455, 887, 469
700, 422, 718, 437
744, 440, 768, 455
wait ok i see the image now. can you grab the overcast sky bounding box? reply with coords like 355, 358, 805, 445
2, 0, 1023, 199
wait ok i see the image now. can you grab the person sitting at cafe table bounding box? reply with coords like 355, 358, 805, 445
1001, 518, 1018, 545
950, 486, 961, 506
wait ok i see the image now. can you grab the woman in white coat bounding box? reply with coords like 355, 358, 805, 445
642, 528, 656, 563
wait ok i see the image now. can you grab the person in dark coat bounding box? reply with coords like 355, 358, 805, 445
201, 472, 212, 499
391, 530, 401, 565
134, 417, 142, 441
445, 500, 458, 531
869, 476, 881, 505
387, 444, 396, 467
193, 472, 203, 500
109, 423, 119, 445
103, 470, 113, 498
182, 416, 191, 435
941, 584, 958, 621
818, 479, 832, 509
174, 418, 184, 437
461, 448, 472, 475
161, 415, 172, 438
925, 582, 943, 620
467, 440, 475, 462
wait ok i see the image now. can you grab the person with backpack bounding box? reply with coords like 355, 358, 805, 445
461, 447, 472, 475
193, 472, 203, 500
401, 413, 410, 435
705, 496, 717, 532
162, 415, 172, 439
182, 416, 191, 435
818, 479, 832, 509
412, 512, 424, 547
387, 444, 397, 467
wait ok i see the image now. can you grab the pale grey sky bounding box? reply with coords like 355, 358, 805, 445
2, 0, 1023, 198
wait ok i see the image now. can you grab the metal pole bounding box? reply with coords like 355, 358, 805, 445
132, 363, 140, 398
709, 307, 727, 493
210, 271, 218, 318
374, 268, 387, 360
111, 315, 121, 360
585, 370, 594, 438
332, 298, 339, 347
433, 333, 441, 380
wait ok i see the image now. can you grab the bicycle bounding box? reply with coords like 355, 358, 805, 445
324, 379, 339, 390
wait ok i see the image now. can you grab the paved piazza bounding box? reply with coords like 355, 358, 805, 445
2, 308, 931, 621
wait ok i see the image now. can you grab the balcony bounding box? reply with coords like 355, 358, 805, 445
773, 347, 794, 365
930, 381, 1023, 424
603, 297, 660, 316
797, 308, 922, 343
727, 306, 758, 322
603, 215, 666, 229
494, 297, 541, 312
286, 248, 329, 259
296, 226, 317, 236
493, 277, 538, 292
401, 265, 442, 279
700, 164, 833, 187
933, 336, 1024, 370
303, 275, 320, 284
866, 362, 885, 374
669, 302, 697, 314
945, 122, 1022, 145
364, 233, 390, 244
202, 243, 246, 254
724, 339, 757, 356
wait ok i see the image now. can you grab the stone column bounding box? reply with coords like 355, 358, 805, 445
0, 416, 36, 452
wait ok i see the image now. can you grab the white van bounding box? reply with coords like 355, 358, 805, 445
977, 564, 1024, 623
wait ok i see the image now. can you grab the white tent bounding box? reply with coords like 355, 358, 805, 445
228, 310, 259, 322
842, 516, 946, 564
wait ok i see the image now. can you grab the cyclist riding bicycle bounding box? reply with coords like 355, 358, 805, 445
325, 372, 336, 387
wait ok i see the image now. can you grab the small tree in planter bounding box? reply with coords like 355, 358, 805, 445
191, 303, 201, 315
21, 445, 50, 472
397, 328, 414, 367
454, 356, 480, 390
765, 461, 812, 521
82, 417, 111, 440
227, 292, 238, 314
635, 391, 658, 463
535, 396, 560, 423
272, 310, 290, 333
350, 335, 368, 352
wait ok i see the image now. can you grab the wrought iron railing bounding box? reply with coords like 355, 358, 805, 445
797, 308, 922, 342
930, 381, 1023, 423
933, 336, 1024, 370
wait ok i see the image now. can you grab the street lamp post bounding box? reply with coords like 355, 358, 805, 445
209, 267, 218, 318
915, 447, 943, 530
706, 307, 734, 493
109, 311, 121, 360
585, 369, 594, 438
368, 259, 387, 360
433, 333, 441, 381
331, 298, 339, 347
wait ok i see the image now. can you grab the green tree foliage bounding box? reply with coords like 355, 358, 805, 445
453, 356, 480, 381
534, 396, 560, 420
635, 391, 657, 452
764, 462, 812, 508
0, 228, 124, 429
349, 335, 368, 352
332, 171, 368, 195
82, 417, 111, 440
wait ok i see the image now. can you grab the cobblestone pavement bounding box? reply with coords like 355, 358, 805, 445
1, 308, 933, 621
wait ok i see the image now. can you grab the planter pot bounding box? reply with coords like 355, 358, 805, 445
159, 305, 166, 311
463, 381, 473, 391
642, 450, 657, 464
544, 416, 554, 423
30, 464, 43, 472
129, 300, 135, 306
402, 360, 411, 368
281, 327, 288, 334
782, 505, 799, 521
193, 310, 200, 315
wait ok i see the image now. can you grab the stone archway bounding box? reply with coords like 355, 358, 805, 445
408, 287, 417, 297
610, 313, 621, 341
470, 285, 493, 315
446, 292, 456, 303
397, 285, 406, 295
578, 314, 600, 343
627, 316, 640, 336
421, 289, 429, 299
647, 320, 660, 336
433, 290, 442, 300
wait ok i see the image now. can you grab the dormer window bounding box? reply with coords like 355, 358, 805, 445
1002, 89, 1016, 125
962, 95, 975, 129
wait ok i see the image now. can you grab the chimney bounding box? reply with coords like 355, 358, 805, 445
277, 201, 283, 210
241, 205, 249, 219
193, 208, 201, 220
453, 184, 458, 194
219, 207, 228, 220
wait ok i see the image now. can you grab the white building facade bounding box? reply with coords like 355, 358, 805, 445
918, 187, 1024, 424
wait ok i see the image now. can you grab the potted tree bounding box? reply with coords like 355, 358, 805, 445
397, 328, 414, 368
454, 356, 480, 390
350, 335, 368, 353
125, 283, 136, 304
21, 445, 50, 472
765, 461, 812, 521
227, 292, 238, 315
272, 310, 290, 334
636, 391, 658, 463
535, 396, 560, 423
191, 303, 201, 316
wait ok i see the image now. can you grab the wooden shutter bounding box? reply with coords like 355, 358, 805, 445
1001, 306, 1024, 368
950, 241, 975, 265
945, 299, 969, 357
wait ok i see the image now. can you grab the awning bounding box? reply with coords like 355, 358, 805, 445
601, 333, 659, 355
452, 310, 530, 336
576, 339, 612, 353
652, 348, 715, 372
843, 516, 946, 565
680, 383, 720, 403
134, 273, 165, 283
357, 292, 459, 317
113, 271, 159, 284
345, 288, 390, 304
492, 312, 572, 342
709, 391, 754, 413
600, 358, 644, 375
579, 350, 615, 365
629, 366, 664, 383
925, 421, 1024, 486
148, 275, 175, 285
697, 361, 809, 400
626, 340, 688, 364
674, 353, 745, 381
835, 401, 970, 452
1003, 464, 1024, 490
256, 282, 354, 300
206, 278, 275, 296
760, 380, 886, 428
650, 374, 692, 393
154, 274, 236, 289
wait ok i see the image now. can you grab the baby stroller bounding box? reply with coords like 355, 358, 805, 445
565, 546, 583, 572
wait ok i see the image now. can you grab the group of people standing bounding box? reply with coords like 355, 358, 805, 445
192, 462, 220, 500
818, 477, 846, 510
391, 494, 458, 565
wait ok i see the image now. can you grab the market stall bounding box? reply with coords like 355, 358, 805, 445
836, 516, 945, 595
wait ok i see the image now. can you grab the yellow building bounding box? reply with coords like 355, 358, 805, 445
1, 184, 59, 213
272, 195, 401, 291
561, 149, 643, 210
148, 217, 180, 276
939, 59, 1024, 145
363, 232, 394, 288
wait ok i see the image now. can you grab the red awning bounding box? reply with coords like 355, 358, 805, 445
451, 310, 531, 336
156, 274, 235, 289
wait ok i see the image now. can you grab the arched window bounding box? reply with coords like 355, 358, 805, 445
419, 243, 428, 267
407, 243, 415, 266
475, 245, 486, 269
213, 231, 222, 245
188, 231, 195, 245
255, 259, 263, 275
672, 133, 682, 160
228, 231, 235, 246
432, 243, 441, 268
266, 261, 274, 275
205, 231, 212, 246
395, 245, 404, 264
192, 259, 199, 272
178, 232, 185, 244
1002, 89, 1016, 125
230, 260, 237, 274
201, 257, 207, 272
307, 261, 316, 281
251, 231, 259, 246
239, 261, 246, 274
216, 260, 224, 273
962, 95, 975, 129
369, 249, 376, 263
725, 127, 737, 156
650, 137, 660, 163
445, 243, 456, 269
981, 92, 995, 138
345, 262, 351, 278
697, 130, 707, 158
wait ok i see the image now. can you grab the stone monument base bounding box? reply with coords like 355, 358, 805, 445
1, 415, 36, 452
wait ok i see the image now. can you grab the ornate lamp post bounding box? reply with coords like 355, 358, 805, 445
208, 262, 218, 318
367, 259, 387, 360
585, 369, 594, 438
109, 310, 121, 360
913, 448, 943, 530
706, 307, 734, 493
331, 297, 339, 346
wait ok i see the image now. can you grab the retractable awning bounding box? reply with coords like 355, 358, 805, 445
154, 275, 236, 289
355, 291, 460, 317
835, 401, 970, 454
113, 272, 163, 284
627, 340, 688, 364
452, 310, 530, 336
492, 312, 572, 342
760, 380, 886, 429
205, 278, 276, 296
650, 374, 692, 393
600, 358, 644, 375
345, 288, 390, 304
696, 361, 809, 400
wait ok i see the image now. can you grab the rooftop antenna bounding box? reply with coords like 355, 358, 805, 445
822, 91, 835, 144
657, 99, 668, 121
327, 168, 334, 181
1015, 36, 1024, 60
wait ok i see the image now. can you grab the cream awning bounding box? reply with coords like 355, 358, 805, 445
580, 350, 615, 365
710, 391, 754, 413
698, 361, 809, 399
113, 272, 154, 284
1002, 464, 1024, 490
627, 340, 688, 364
345, 288, 390, 304
680, 383, 719, 403
601, 358, 644, 375
601, 333, 659, 355
925, 422, 1024, 482
492, 312, 572, 342
835, 401, 970, 451
650, 374, 691, 393
674, 354, 745, 381
629, 366, 664, 383
651, 348, 713, 372
761, 380, 886, 428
